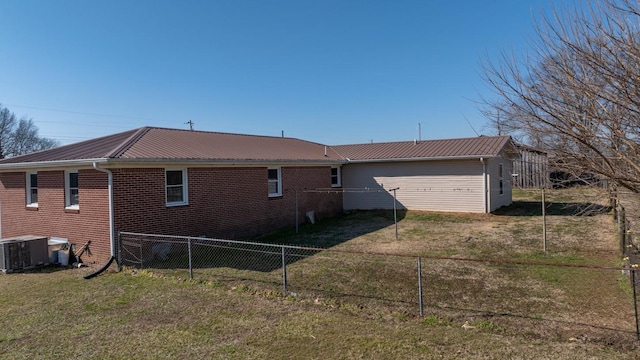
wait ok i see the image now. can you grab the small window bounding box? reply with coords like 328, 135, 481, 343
268, 168, 282, 197
26, 172, 38, 206
65, 170, 79, 208
499, 163, 504, 195
166, 169, 188, 206
331, 167, 341, 187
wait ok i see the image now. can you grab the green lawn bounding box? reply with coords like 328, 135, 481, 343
0, 268, 637, 359
1, 188, 639, 359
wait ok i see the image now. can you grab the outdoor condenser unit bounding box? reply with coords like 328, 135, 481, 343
0, 235, 49, 273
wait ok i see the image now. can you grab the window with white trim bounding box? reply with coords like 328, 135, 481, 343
499, 163, 504, 195
268, 167, 282, 197
166, 169, 188, 206
65, 170, 79, 208
26, 172, 38, 206
331, 167, 341, 187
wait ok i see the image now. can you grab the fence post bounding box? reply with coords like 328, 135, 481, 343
417, 257, 424, 317
632, 268, 640, 342
117, 230, 122, 271
282, 246, 288, 296
620, 206, 626, 255
390, 187, 399, 240
542, 188, 547, 253
188, 237, 193, 280
140, 235, 144, 268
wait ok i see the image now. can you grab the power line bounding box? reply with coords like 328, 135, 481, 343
4, 103, 174, 124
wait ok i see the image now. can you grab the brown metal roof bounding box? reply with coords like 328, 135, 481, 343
0, 128, 143, 164
116, 127, 343, 161
0, 127, 343, 165
0, 127, 514, 168
331, 136, 514, 161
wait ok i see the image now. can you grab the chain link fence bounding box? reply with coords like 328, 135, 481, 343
118, 230, 639, 343
616, 202, 640, 342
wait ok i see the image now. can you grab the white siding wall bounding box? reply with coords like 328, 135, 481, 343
342, 160, 486, 213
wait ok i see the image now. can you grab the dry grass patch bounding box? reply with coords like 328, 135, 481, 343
1, 267, 638, 359
247, 188, 636, 348
3, 188, 636, 358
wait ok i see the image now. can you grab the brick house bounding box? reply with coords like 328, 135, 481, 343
0, 127, 344, 265
0, 127, 516, 265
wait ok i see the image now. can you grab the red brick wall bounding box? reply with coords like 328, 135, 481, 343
112, 166, 343, 239
0, 170, 111, 265
0, 165, 343, 266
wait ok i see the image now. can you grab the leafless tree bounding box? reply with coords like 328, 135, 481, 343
0, 104, 60, 158
0, 106, 17, 158
482, 0, 640, 193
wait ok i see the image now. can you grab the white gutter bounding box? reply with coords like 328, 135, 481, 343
0, 158, 110, 171
0, 157, 346, 171
480, 157, 488, 213
345, 155, 498, 164
108, 158, 345, 166
92, 162, 115, 258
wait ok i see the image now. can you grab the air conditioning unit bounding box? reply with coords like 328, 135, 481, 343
0, 235, 49, 273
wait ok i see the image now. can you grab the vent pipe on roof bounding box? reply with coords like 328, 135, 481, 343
281, 130, 284, 138
414, 139, 417, 145
418, 122, 422, 141
324, 146, 327, 157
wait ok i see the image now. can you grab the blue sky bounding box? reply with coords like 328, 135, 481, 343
0, 0, 576, 146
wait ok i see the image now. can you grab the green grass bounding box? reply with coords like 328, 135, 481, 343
2, 188, 639, 358
403, 211, 475, 223
0, 267, 637, 359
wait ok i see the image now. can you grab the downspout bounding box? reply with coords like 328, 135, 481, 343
480, 157, 488, 213
93, 162, 114, 257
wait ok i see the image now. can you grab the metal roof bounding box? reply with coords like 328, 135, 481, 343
0, 127, 343, 167
0, 127, 515, 169
332, 136, 515, 162
0, 128, 142, 164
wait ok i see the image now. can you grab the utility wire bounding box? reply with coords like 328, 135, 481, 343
5, 103, 175, 124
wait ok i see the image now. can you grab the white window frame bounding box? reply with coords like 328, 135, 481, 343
268, 167, 282, 197
331, 166, 341, 188
65, 170, 79, 209
166, 168, 189, 207
26, 172, 38, 207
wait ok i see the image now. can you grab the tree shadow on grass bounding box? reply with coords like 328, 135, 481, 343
122, 209, 404, 274
254, 210, 404, 248
494, 201, 612, 217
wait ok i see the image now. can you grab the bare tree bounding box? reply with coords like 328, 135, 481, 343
0, 104, 60, 158
0, 106, 17, 158
482, 0, 640, 193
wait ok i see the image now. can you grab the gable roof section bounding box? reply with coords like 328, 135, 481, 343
0, 127, 343, 168
115, 127, 342, 161
332, 136, 515, 162
0, 128, 143, 164
0, 127, 516, 170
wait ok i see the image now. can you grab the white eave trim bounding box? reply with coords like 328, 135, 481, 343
0, 158, 110, 171
0, 157, 346, 171
107, 158, 346, 168
344, 155, 499, 164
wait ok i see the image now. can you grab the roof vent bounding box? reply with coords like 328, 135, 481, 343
414, 139, 417, 145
